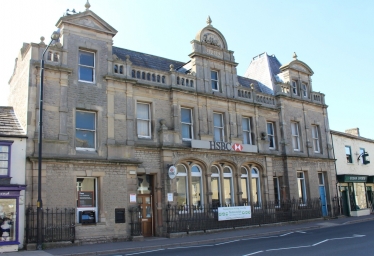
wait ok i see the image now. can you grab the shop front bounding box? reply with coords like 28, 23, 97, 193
337, 175, 371, 216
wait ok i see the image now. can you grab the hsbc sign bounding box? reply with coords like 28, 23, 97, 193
191, 140, 256, 153
210, 141, 243, 152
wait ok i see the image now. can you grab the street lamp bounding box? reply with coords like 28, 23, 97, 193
37, 29, 60, 250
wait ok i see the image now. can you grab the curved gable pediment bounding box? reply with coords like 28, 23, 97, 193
280, 60, 314, 75
195, 26, 228, 50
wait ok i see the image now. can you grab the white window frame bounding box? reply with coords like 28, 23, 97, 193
345, 146, 353, 163
211, 165, 222, 206
251, 168, 262, 208
223, 167, 234, 206
291, 122, 300, 151
241, 167, 250, 205
267, 122, 275, 149
359, 148, 365, 164
311, 125, 320, 153
213, 113, 224, 141
75, 110, 96, 151
211, 70, 219, 91
297, 172, 307, 205
242, 117, 252, 145
176, 165, 189, 206
181, 108, 193, 141
291, 80, 298, 95
191, 165, 203, 208
301, 82, 308, 98
78, 50, 95, 83
137, 102, 151, 139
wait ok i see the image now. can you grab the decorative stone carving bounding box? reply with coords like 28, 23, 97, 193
159, 119, 168, 131
202, 33, 221, 48
112, 54, 119, 60
169, 64, 175, 71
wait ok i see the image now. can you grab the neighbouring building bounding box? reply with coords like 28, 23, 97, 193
331, 128, 373, 216
0, 107, 27, 252
7, 2, 337, 244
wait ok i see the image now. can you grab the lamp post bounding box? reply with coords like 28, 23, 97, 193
37, 30, 60, 250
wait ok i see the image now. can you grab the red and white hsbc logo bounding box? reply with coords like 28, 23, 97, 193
232, 143, 243, 152
209, 141, 243, 152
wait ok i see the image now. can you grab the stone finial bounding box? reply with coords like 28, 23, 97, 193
250, 83, 255, 90
293, 52, 298, 60
207, 16, 212, 26
40, 36, 45, 45
125, 55, 130, 60
169, 64, 175, 71
85, 0, 91, 10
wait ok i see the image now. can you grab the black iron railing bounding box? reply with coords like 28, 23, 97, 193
166, 198, 326, 234
25, 206, 75, 243
129, 206, 142, 236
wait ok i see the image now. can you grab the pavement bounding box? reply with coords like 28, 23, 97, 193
3, 214, 374, 256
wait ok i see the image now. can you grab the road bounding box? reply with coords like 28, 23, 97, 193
108, 221, 373, 256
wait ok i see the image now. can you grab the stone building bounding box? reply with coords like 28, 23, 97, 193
8, 3, 337, 243
331, 128, 373, 216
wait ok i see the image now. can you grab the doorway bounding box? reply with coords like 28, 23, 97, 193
137, 194, 153, 237
318, 173, 328, 216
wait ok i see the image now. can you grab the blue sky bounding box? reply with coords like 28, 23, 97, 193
1, 0, 373, 138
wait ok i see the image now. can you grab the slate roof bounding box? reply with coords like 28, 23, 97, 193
113, 47, 186, 72
113, 47, 273, 95
0, 107, 26, 137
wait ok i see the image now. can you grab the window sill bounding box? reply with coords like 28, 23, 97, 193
75, 222, 106, 226
78, 80, 96, 84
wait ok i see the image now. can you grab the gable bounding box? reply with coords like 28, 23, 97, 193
56, 10, 117, 36
279, 60, 314, 75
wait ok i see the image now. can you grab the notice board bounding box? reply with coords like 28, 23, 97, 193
78, 191, 94, 207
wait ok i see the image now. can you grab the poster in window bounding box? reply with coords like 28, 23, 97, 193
78, 191, 94, 207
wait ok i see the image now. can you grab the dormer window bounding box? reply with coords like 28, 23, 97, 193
291, 80, 298, 95
301, 83, 308, 98
211, 70, 219, 91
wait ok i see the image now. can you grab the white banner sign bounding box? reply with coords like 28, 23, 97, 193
218, 206, 251, 221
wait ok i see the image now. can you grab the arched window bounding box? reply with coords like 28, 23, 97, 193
162, 76, 165, 84
176, 165, 188, 205
211, 165, 221, 207
152, 74, 156, 82
191, 165, 203, 207
186, 79, 189, 86
181, 78, 184, 86
157, 75, 160, 83
177, 76, 180, 85
223, 167, 234, 206
132, 70, 136, 78
251, 168, 261, 207
114, 64, 118, 73
147, 73, 150, 80
119, 65, 124, 74
142, 72, 145, 80
190, 80, 194, 87
241, 167, 249, 205
136, 71, 140, 79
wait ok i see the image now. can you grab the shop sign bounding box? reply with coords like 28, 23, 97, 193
191, 140, 257, 153
218, 206, 251, 221
78, 191, 94, 207
0, 191, 20, 197
338, 175, 367, 183
168, 166, 177, 179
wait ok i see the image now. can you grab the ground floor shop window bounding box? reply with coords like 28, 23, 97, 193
0, 198, 16, 242
211, 166, 221, 207
76, 177, 98, 223
223, 167, 234, 206
297, 172, 307, 204
251, 168, 261, 207
241, 167, 249, 205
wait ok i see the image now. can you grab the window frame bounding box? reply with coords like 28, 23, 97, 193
211, 70, 219, 92
251, 168, 262, 208
76, 177, 98, 223
75, 110, 96, 151
273, 177, 280, 207
213, 112, 224, 142
241, 167, 250, 205
136, 102, 151, 139
301, 82, 308, 98
291, 80, 299, 95
297, 171, 307, 205
291, 122, 301, 151
359, 148, 365, 164
211, 165, 222, 207
311, 125, 320, 153
267, 122, 276, 149
176, 165, 189, 206
242, 117, 252, 145
0, 141, 12, 177
191, 165, 203, 207
181, 108, 193, 141
78, 50, 95, 83
345, 145, 353, 163
223, 166, 234, 206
